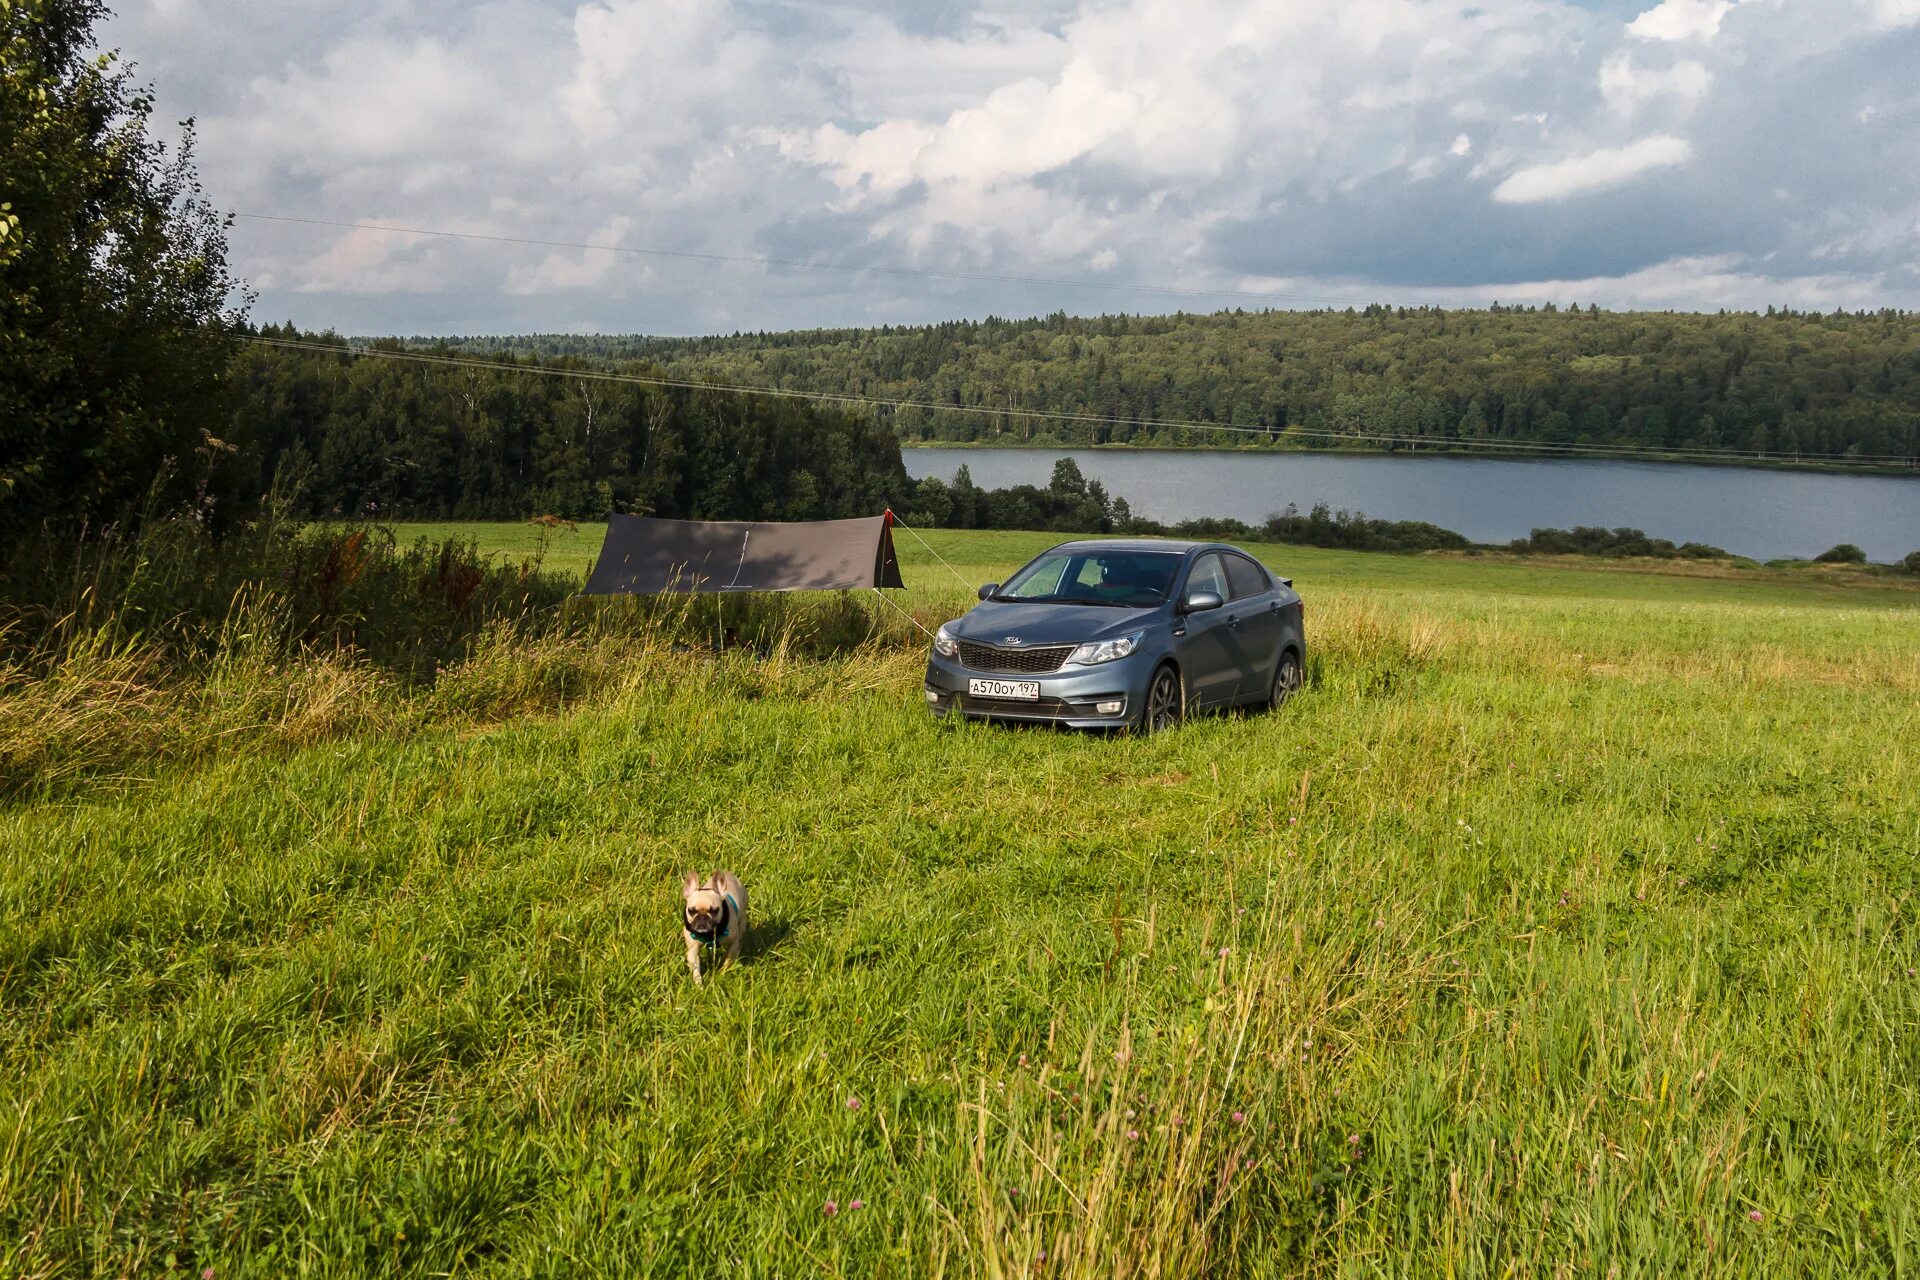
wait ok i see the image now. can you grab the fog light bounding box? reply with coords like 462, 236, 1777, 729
925, 689, 941, 704
1096, 699, 1124, 715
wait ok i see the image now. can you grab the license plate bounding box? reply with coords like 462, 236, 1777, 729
968, 677, 1040, 701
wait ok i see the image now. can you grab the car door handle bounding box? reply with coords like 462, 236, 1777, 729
1226, 615, 1240, 629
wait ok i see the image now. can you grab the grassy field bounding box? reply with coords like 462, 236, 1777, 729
3, 525, 1917, 1276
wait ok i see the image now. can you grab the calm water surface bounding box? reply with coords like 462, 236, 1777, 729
904, 448, 1920, 562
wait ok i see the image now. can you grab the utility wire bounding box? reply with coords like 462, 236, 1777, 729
246, 335, 1920, 469
234, 212, 1397, 309
889, 512, 978, 591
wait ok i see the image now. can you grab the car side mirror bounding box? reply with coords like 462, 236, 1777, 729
978, 582, 999, 600
1181, 589, 1224, 614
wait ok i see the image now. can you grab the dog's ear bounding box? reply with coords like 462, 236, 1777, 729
683, 871, 702, 895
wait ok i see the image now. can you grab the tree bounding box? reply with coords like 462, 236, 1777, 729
1813, 543, 1866, 564
1, 0, 247, 540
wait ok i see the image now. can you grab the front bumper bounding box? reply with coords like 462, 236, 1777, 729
922, 649, 1154, 728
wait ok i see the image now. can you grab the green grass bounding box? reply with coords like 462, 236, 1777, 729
3, 528, 1917, 1276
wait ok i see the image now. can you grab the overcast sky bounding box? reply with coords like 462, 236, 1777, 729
107, 0, 1920, 335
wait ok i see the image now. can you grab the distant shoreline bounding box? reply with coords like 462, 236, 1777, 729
897, 438, 1920, 478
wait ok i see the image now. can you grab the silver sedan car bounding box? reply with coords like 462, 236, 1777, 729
923, 538, 1306, 731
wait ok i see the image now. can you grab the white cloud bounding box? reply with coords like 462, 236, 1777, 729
1600, 54, 1712, 114
1493, 135, 1694, 203
294, 222, 440, 294
505, 217, 642, 295
96, 0, 1920, 325
1627, 0, 1735, 42
788, 0, 1570, 239
1394, 253, 1909, 311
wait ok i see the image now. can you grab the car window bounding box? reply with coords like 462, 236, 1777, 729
999, 550, 1179, 604
1003, 557, 1066, 598
1186, 553, 1229, 600
1225, 554, 1269, 601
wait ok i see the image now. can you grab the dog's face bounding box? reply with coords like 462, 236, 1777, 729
683, 873, 725, 932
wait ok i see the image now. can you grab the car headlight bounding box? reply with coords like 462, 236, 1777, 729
1067, 630, 1144, 666
933, 624, 959, 658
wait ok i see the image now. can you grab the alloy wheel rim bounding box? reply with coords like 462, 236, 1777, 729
1150, 671, 1178, 730
1275, 656, 1301, 703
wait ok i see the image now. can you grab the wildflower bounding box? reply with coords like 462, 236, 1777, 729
849, 1199, 864, 1211
1217, 947, 1230, 958
203, 1271, 215, 1280
1232, 1111, 1246, 1124
846, 1096, 861, 1111
1128, 1128, 1141, 1140
824, 1200, 838, 1217
1289, 817, 1298, 825
1748, 1210, 1763, 1222
1237, 907, 1247, 915
1126, 1108, 1136, 1119
1347, 1133, 1361, 1145
1018, 1054, 1029, 1067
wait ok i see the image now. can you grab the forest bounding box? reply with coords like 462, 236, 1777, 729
437, 306, 1920, 465
233, 330, 912, 523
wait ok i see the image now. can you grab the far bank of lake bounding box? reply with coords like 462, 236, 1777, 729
903, 447, 1920, 562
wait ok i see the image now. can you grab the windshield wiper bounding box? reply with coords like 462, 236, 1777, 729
1054, 597, 1134, 607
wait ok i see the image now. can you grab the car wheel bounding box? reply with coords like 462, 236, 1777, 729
1268, 648, 1303, 709
1139, 663, 1183, 734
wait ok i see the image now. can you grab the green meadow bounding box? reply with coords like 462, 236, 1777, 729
3, 526, 1917, 1276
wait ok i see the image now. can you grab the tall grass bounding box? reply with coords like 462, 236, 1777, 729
0, 526, 1915, 1275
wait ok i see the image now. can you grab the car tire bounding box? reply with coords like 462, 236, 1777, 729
1138, 663, 1184, 734
1268, 647, 1303, 709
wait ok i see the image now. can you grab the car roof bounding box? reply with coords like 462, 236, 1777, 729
1046, 537, 1207, 554
1045, 538, 1273, 558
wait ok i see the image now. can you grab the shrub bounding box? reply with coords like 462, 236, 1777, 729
0, 498, 572, 680
1904, 550, 1920, 575
1813, 543, 1867, 564
1508, 527, 1730, 559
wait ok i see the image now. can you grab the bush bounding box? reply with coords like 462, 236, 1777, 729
1814, 543, 1867, 564
1508, 527, 1729, 559
1904, 550, 1920, 575
0, 499, 572, 681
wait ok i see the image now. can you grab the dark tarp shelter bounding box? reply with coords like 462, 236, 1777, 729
582, 513, 905, 595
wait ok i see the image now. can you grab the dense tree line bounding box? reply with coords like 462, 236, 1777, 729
448, 306, 1920, 466
236, 330, 913, 521
905, 459, 1475, 553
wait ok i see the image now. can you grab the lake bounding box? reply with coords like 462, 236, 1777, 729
903, 448, 1920, 562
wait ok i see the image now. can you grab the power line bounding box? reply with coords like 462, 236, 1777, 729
247, 335, 1920, 469
234, 212, 1396, 309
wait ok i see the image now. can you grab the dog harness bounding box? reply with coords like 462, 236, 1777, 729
684, 892, 740, 948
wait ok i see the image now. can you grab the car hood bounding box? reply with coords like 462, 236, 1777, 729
952, 599, 1161, 647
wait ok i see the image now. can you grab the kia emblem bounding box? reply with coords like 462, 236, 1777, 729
1003, 636, 1023, 645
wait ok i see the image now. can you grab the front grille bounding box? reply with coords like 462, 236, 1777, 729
958, 640, 1073, 674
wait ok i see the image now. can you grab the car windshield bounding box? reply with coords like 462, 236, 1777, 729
995, 550, 1180, 607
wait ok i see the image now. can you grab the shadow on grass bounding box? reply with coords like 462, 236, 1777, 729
742, 916, 795, 963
